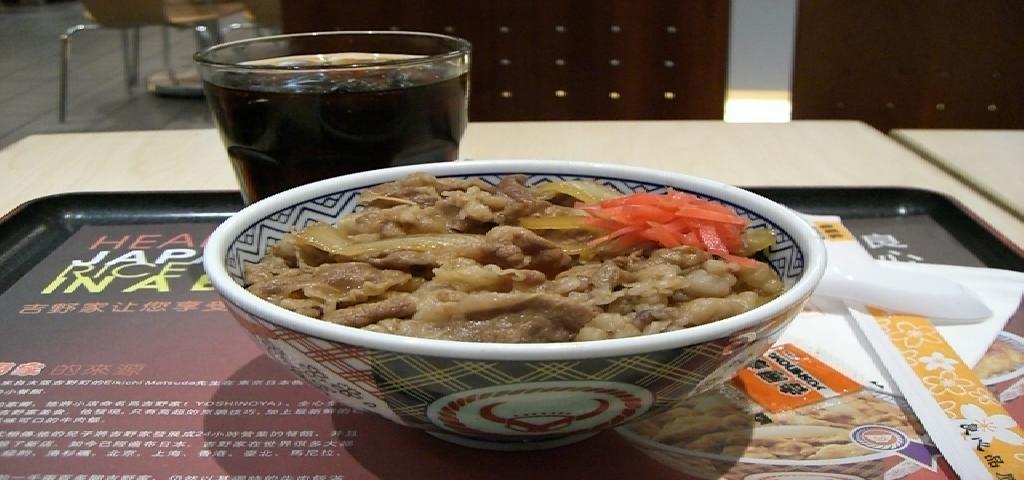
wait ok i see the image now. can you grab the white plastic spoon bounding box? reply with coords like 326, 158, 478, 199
801, 213, 993, 323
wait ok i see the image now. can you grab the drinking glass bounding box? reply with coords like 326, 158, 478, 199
195, 31, 471, 203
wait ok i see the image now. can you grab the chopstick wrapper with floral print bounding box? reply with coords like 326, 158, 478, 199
851, 308, 1024, 478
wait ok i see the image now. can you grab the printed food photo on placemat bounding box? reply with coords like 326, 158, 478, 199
978, 332, 1024, 414
618, 344, 940, 480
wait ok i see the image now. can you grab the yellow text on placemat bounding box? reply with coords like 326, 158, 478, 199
869, 308, 1024, 477
813, 220, 856, 242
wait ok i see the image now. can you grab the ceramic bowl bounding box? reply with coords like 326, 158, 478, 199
203, 160, 826, 450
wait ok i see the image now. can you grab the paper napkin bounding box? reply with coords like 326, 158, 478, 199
780, 263, 1024, 394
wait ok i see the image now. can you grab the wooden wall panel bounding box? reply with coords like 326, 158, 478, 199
792, 1, 1023, 131
282, 0, 729, 121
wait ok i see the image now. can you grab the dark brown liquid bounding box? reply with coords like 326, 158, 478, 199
203, 72, 468, 202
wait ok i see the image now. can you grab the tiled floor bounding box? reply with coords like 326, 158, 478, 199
0, 1, 235, 149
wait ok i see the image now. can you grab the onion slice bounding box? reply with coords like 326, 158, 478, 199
328, 234, 487, 257
531, 180, 623, 204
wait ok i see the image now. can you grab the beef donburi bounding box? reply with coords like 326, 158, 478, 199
244, 174, 784, 343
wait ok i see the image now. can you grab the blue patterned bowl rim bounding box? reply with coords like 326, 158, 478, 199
203, 160, 826, 361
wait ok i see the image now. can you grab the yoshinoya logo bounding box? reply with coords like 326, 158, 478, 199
426, 381, 653, 437
849, 424, 909, 451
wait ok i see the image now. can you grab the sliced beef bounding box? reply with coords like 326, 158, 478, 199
349, 227, 570, 274
264, 234, 333, 268
245, 255, 292, 284
335, 204, 449, 238
642, 292, 760, 334
411, 292, 597, 343
544, 262, 633, 306
647, 246, 709, 269
336, 175, 552, 238
359, 250, 439, 270
360, 172, 496, 207
464, 226, 572, 276
431, 258, 548, 293
736, 263, 786, 297
436, 186, 512, 232
495, 174, 550, 221
245, 262, 412, 317
323, 294, 418, 327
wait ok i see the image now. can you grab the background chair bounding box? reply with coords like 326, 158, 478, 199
59, 0, 245, 122
791, 0, 1023, 131
279, 0, 730, 122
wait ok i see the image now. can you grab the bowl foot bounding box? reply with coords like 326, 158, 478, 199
426, 431, 599, 451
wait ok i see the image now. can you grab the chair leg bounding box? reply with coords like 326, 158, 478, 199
161, 26, 178, 85
131, 27, 141, 87
120, 27, 141, 88
58, 24, 99, 123
120, 29, 133, 89
193, 24, 210, 50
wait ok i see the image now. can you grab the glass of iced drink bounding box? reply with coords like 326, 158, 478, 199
195, 31, 471, 203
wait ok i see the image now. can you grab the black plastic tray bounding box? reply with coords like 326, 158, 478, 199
1, 188, 1021, 294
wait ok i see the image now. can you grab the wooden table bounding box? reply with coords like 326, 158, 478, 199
891, 129, 1024, 222
2, 120, 1021, 249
